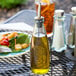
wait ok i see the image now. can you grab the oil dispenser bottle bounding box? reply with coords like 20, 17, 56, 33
30, 3, 50, 74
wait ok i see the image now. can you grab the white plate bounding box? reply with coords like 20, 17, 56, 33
0, 32, 31, 57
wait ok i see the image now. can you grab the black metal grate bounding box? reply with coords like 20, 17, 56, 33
0, 51, 75, 76
51, 51, 75, 76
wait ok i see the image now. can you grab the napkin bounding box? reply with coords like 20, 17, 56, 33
0, 22, 33, 32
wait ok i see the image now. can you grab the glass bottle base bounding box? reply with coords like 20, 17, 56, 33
68, 45, 75, 49
31, 69, 49, 74
52, 45, 67, 52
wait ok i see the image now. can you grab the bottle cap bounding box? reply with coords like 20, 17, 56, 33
71, 7, 76, 14
35, 16, 44, 21
55, 9, 64, 17
34, 16, 44, 23
34, 16, 44, 27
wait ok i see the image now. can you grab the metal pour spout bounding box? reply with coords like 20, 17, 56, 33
38, 2, 41, 18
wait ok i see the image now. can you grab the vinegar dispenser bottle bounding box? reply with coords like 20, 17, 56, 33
30, 3, 50, 74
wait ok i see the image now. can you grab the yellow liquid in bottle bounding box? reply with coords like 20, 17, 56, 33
30, 33, 50, 74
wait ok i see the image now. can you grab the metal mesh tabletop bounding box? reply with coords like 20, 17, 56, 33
0, 10, 76, 76
0, 51, 75, 76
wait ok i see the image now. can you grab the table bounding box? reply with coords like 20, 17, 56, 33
0, 10, 76, 76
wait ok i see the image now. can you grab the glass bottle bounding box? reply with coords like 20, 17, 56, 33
68, 7, 76, 56
68, 7, 76, 49
35, 0, 55, 35
30, 16, 50, 74
52, 10, 66, 52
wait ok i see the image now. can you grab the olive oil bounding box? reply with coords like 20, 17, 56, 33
30, 33, 50, 74
30, 4, 50, 74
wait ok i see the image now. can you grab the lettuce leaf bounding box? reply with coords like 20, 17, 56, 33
9, 33, 30, 52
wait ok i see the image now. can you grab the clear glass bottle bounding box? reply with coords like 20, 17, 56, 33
52, 10, 66, 52
30, 16, 50, 74
68, 7, 76, 49
68, 7, 76, 56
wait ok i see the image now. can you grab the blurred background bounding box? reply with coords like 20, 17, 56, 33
0, 0, 76, 23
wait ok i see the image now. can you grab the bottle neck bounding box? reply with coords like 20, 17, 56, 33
73, 14, 76, 16
33, 20, 46, 37
35, 20, 43, 28
54, 16, 65, 26
72, 14, 76, 27
72, 14, 76, 19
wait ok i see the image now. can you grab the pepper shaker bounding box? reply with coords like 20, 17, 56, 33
68, 7, 76, 56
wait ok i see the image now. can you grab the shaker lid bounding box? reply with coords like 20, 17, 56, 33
55, 9, 64, 17
71, 7, 76, 14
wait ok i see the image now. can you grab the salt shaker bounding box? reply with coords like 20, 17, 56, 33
52, 10, 66, 52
